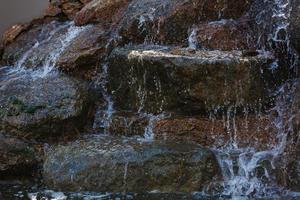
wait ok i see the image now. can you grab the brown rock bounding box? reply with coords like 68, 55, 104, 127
108, 45, 275, 114
74, 0, 132, 26
56, 25, 110, 78
61, 0, 83, 19
1, 23, 30, 46
195, 18, 255, 51
45, 4, 62, 17
153, 115, 275, 150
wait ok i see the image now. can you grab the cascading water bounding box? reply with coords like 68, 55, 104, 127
1, 21, 89, 82
210, 0, 300, 199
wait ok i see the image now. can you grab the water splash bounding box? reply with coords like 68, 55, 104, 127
7, 21, 90, 78
93, 63, 115, 133
188, 26, 198, 49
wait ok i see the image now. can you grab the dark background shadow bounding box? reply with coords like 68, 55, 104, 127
0, 0, 48, 36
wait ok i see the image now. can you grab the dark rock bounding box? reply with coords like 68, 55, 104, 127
49, 0, 84, 20
107, 112, 148, 136
75, 0, 253, 45
108, 45, 275, 114
0, 69, 90, 139
290, 0, 300, 53
43, 135, 221, 192
0, 134, 37, 178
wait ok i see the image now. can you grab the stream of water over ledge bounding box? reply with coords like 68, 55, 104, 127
0, 0, 300, 199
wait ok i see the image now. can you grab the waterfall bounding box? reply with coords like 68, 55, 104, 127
213, 0, 300, 198
4, 21, 90, 79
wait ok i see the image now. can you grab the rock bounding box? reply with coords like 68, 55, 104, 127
153, 115, 274, 150
43, 135, 221, 192
0, 69, 90, 138
290, 0, 300, 53
107, 112, 148, 136
75, 0, 253, 45
1, 23, 31, 46
46, 0, 84, 20
2, 19, 67, 66
61, 0, 84, 19
2, 20, 105, 78
194, 18, 255, 51
74, 0, 132, 26
0, 134, 37, 177
56, 24, 109, 78
108, 45, 275, 114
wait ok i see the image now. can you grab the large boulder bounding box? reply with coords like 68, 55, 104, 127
0, 133, 37, 178
43, 135, 221, 192
0, 68, 90, 138
108, 45, 275, 114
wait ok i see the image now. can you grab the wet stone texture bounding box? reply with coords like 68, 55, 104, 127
0, 133, 37, 178
43, 135, 221, 193
108, 45, 275, 114
0, 71, 91, 139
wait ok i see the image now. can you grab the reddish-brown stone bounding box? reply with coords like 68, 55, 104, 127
153, 115, 275, 150
195, 18, 255, 50
1, 23, 30, 46
74, 0, 132, 26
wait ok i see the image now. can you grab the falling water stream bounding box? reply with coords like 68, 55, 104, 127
1, 0, 300, 199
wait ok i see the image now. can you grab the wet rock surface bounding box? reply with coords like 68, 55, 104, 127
108, 45, 274, 114
0, 69, 90, 138
194, 18, 255, 51
0, 134, 37, 178
153, 115, 275, 151
290, 0, 300, 54
43, 135, 221, 192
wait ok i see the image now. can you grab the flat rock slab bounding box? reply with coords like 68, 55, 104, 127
108, 45, 275, 114
43, 135, 221, 193
0, 67, 90, 138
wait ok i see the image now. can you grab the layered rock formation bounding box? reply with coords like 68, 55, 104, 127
0, 0, 299, 197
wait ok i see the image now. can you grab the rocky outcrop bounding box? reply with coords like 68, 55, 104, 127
108, 45, 274, 114
0, 134, 37, 178
0, 70, 90, 138
43, 135, 221, 192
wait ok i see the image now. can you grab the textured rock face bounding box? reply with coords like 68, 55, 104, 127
194, 18, 255, 51
74, 0, 253, 45
0, 134, 37, 177
290, 0, 300, 53
153, 115, 274, 150
108, 45, 274, 114
74, 0, 132, 26
55, 24, 109, 78
43, 136, 221, 192
0, 70, 90, 138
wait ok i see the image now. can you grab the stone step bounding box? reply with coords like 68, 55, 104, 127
43, 135, 221, 193
105, 112, 274, 151
107, 45, 275, 114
